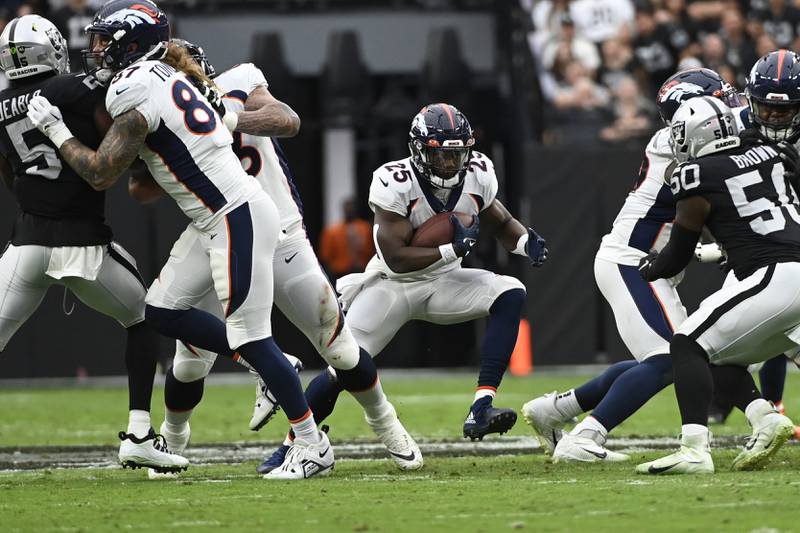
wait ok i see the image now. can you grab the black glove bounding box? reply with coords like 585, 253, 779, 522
777, 140, 800, 194
188, 76, 227, 119
451, 214, 479, 257
738, 127, 767, 147
526, 227, 548, 267
638, 251, 660, 281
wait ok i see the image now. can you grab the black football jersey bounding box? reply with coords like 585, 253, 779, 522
0, 72, 112, 246
671, 143, 800, 278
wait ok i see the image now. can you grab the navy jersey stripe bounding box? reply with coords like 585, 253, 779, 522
225, 89, 248, 103
617, 264, 674, 342
145, 120, 227, 213
627, 184, 676, 251
270, 138, 304, 216
224, 202, 254, 318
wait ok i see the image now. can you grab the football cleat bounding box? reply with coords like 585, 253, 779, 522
256, 444, 291, 475
365, 403, 423, 470
731, 412, 794, 471
521, 392, 568, 455
147, 421, 191, 479
552, 433, 629, 463
263, 429, 334, 480
636, 446, 714, 475
463, 399, 517, 441
249, 354, 303, 431
118, 428, 189, 474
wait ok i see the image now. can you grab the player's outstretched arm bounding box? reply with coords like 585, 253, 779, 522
374, 206, 449, 273
27, 95, 147, 191
0, 153, 13, 191
235, 86, 300, 138
639, 196, 709, 281
480, 199, 548, 266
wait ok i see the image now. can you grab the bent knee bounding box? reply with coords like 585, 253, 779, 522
173, 358, 212, 383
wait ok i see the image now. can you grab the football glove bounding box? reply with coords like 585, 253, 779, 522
777, 140, 800, 194
451, 214, 479, 257
27, 95, 73, 148
694, 242, 725, 263
638, 251, 659, 281
525, 227, 548, 267
188, 76, 238, 131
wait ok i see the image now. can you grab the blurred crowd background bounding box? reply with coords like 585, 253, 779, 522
0, 0, 783, 375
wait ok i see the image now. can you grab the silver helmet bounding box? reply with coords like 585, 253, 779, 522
669, 95, 740, 162
0, 15, 69, 80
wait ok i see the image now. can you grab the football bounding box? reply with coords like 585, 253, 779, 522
410, 211, 474, 248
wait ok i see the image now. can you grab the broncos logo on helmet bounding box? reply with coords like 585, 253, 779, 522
656, 68, 739, 125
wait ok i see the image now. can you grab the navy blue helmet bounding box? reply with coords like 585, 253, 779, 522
82, 0, 170, 82
656, 68, 739, 124
408, 103, 475, 189
745, 49, 800, 141
172, 38, 215, 77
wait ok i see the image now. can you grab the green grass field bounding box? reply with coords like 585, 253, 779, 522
2, 372, 799, 532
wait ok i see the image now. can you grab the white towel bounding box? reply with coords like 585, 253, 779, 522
45, 246, 105, 280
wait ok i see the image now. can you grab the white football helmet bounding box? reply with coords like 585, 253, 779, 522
0, 15, 69, 80
669, 95, 740, 162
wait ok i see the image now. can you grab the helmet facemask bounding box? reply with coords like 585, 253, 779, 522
411, 138, 473, 189
82, 30, 117, 83
748, 95, 800, 141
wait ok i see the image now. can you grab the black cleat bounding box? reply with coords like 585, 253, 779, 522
463, 403, 518, 441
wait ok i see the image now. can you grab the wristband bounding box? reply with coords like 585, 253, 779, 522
439, 243, 459, 263
223, 111, 239, 132
48, 123, 74, 149
512, 233, 529, 256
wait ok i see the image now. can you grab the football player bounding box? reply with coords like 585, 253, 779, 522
257, 103, 549, 468
0, 14, 186, 472
131, 39, 422, 475
638, 91, 799, 475
26, 0, 331, 480
521, 69, 749, 462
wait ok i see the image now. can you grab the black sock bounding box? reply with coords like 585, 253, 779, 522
591, 354, 672, 431
574, 359, 639, 411
164, 365, 205, 412
711, 364, 762, 413
304, 370, 345, 425
125, 322, 160, 412
671, 334, 712, 426
336, 349, 378, 392
758, 355, 787, 404
477, 289, 526, 389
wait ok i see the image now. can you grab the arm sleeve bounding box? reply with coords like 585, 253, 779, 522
644, 223, 701, 280
105, 79, 159, 132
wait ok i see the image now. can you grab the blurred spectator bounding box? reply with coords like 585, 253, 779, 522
541, 13, 601, 75
528, 0, 572, 54
600, 75, 655, 142
568, 0, 634, 43
598, 37, 645, 90
52, 0, 95, 72
700, 33, 726, 72
654, 0, 695, 51
752, 0, 800, 49
755, 34, 778, 59
319, 198, 375, 278
718, 9, 756, 86
632, 3, 676, 93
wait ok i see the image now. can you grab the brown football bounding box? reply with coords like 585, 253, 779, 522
410, 211, 475, 248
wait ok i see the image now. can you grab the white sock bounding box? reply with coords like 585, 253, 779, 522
555, 389, 583, 419
127, 410, 151, 439
351, 378, 393, 422
473, 387, 497, 404
570, 416, 608, 445
282, 432, 293, 447
681, 423, 710, 450
290, 411, 322, 445
165, 407, 193, 427
744, 398, 775, 426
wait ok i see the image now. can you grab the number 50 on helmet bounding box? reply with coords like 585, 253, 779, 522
669, 96, 740, 163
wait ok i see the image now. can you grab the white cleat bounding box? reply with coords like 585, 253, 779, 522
732, 412, 794, 471
366, 404, 423, 470
521, 392, 568, 455
249, 353, 303, 431
552, 433, 629, 463
118, 428, 189, 474
263, 429, 334, 480
636, 446, 714, 475
147, 421, 191, 480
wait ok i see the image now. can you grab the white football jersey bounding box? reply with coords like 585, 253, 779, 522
596, 105, 750, 266
214, 63, 304, 234
106, 60, 261, 231
367, 151, 498, 280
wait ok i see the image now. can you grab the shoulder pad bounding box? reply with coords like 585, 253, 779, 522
369, 159, 415, 215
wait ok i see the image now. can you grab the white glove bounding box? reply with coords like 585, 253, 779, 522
694, 242, 724, 263
27, 95, 73, 148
